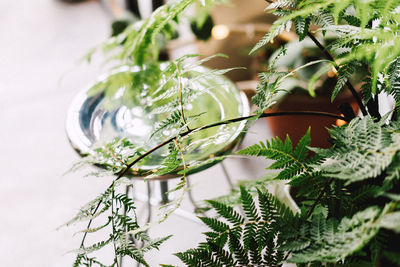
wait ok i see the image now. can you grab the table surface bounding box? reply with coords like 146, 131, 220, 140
0, 1, 277, 266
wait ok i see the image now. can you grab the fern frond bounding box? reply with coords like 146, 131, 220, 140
386, 56, 400, 107
114, 193, 136, 212
228, 232, 249, 265
385, 153, 400, 182
238, 129, 311, 180
176, 188, 297, 266
74, 236, 113, 254
294, 16, 310, 40
175, 248, 218, 267
331, 61, 361, 101
312, 9, 335, 30
140, 235, 173, 253
240, 186, 260, 222
287, 207, 381, 263
205, 200, 245, 225
75, 218, 112, 235
248, 237, 263, 264
313, 116, 400, 184
199, 217, 230, 233
207, 241, 236, 266
243, 223, 257, 252
251, 71, 285, 114
153, 147, 182, 176
250, 20, 293, 54
266, 0, 298, 10
151, 111, 183, 139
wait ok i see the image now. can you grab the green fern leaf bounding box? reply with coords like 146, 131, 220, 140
240, 186, 260, 222
251, 71, 285, 113
332, 0, 352, 24
175, 250, 205, 267
332, 61, 361, 101
294, 16, 310, 40
243, 223, 257, 252
151, 0, 195, 44
73, 254, 86, 267
199, 217, 230, 233
205, 200, 245, 225
312, 9, 335, 32
248, 236, 263, 264
257, 189, 275, 222
313, 116, 400, 184
266, 0, 298, 10
140, 235, 172, 253
150, 111, 183, 139
310, 214, 326, 242
114, 193, 136, 212
228, 232, 249, 265
238, 130, 311, 180
75, 236, 113, 254
208, 241, 236, 266
280, 239, 311, 252
288, 207, 381, 263
342, 15, 361, 27
250, 20, 293, 54
386, 56, 400, 106
154, 148, 182, 176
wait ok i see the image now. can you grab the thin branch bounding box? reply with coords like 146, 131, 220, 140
78, 110, 349, 248
306, 178, 333, 218
306, 32, 368, 116
117, 110, 348, 180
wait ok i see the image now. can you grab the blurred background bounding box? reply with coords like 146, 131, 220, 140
0, 0, 281, 266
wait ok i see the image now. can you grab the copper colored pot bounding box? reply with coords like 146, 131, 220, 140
265, 91, 359, 148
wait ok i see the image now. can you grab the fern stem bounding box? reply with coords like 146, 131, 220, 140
175, 62, 190, 131
306, 178, 333, 218
111, 189, 120, 267
79, 200, 102, 249
306, 32, 368, 116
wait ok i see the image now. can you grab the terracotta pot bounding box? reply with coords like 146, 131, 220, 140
265, 91, 359, 148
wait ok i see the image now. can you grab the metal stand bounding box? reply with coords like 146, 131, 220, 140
159, 180, 169, 204
220, 161, 234, 190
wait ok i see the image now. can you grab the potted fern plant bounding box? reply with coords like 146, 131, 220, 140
65, 0, 400, 266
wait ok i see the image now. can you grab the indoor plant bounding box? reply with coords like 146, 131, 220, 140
65, 0, 400, 266
261, 38, 362, 147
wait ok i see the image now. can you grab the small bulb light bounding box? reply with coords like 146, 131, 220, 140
212, 25, 230, 40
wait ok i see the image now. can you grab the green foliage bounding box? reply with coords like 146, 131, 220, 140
331, 61, 361, 101
178, 114, 400, 265
386, 56, 400, 109
285, 207, 382, 263
104, 0, 195, 65
175, 188, 297, 266
253, 0, 400, 99
68, 0, 400, 266
294, 15, 310, 40
251, 71, 284, 114
237, 128, 312, 180
312, 116, 400, 184
68, 182, 171, 267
